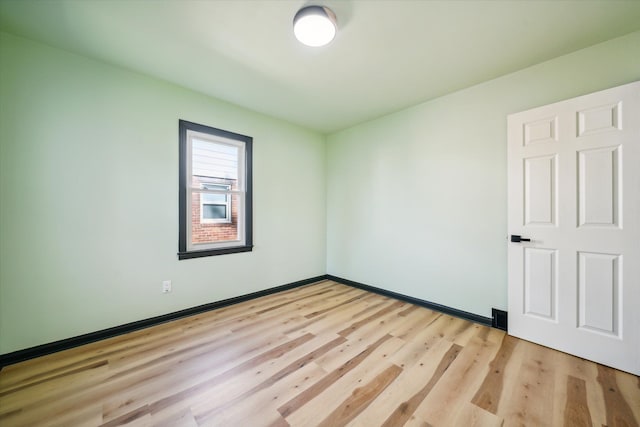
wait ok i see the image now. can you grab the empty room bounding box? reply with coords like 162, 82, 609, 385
0, 1, 639, 426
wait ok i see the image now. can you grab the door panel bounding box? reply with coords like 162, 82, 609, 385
577, 146, 620, 227
523, 248, 556, 320
508, 81, 639, 375
577, 102, 621, 136
577, 251, 620, 337
524, 155, 557, 226
524, 116, 558, 145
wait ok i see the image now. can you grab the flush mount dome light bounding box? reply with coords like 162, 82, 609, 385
293, 5, 337, 47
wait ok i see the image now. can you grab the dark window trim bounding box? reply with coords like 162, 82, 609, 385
178, 120, 253, 260
178, 245, 254, 260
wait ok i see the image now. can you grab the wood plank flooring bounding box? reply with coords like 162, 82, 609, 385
0, 280, 638, 426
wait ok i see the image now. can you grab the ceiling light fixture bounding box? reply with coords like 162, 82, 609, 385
293, 5, 337, 47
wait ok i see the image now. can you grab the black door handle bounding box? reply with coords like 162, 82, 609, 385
510, 235, 531, 243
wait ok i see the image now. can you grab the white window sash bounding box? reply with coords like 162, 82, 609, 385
185, 130, 246, 252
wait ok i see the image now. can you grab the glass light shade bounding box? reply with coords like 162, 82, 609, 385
293, 6, 337, 47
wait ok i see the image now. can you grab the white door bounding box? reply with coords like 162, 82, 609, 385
507, 81, 640, 375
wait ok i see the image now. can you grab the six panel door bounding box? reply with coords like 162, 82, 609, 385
507, 81, 640, 375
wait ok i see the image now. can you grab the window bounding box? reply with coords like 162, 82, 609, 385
178, 120, 252, 259
201, 183, 231, 223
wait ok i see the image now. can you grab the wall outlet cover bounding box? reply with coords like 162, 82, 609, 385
162, 280, 171, 293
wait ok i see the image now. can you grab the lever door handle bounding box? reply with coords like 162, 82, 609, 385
510, 235, 531, 243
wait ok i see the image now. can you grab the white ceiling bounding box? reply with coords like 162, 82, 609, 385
1, 0, 640, 133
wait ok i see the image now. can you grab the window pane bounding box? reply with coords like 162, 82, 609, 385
192, 138, 238, 181
202, 193, 226, 204
191, 192, 240, 244
203, 204, 227, 219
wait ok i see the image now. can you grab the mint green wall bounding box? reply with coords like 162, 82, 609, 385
0, 32, 326, 354
326, 31, 640, 318
2, 29, 639, 355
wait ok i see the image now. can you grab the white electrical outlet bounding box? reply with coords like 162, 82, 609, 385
162, 280, 172, 293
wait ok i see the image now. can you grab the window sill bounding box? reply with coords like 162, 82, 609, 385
178, 245, 253, 260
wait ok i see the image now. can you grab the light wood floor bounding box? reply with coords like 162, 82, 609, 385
0, 280, 638, 427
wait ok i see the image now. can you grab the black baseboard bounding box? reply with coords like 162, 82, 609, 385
326, 274, 493, 327
1, 273, 500, 368
0, 275, 327, 368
